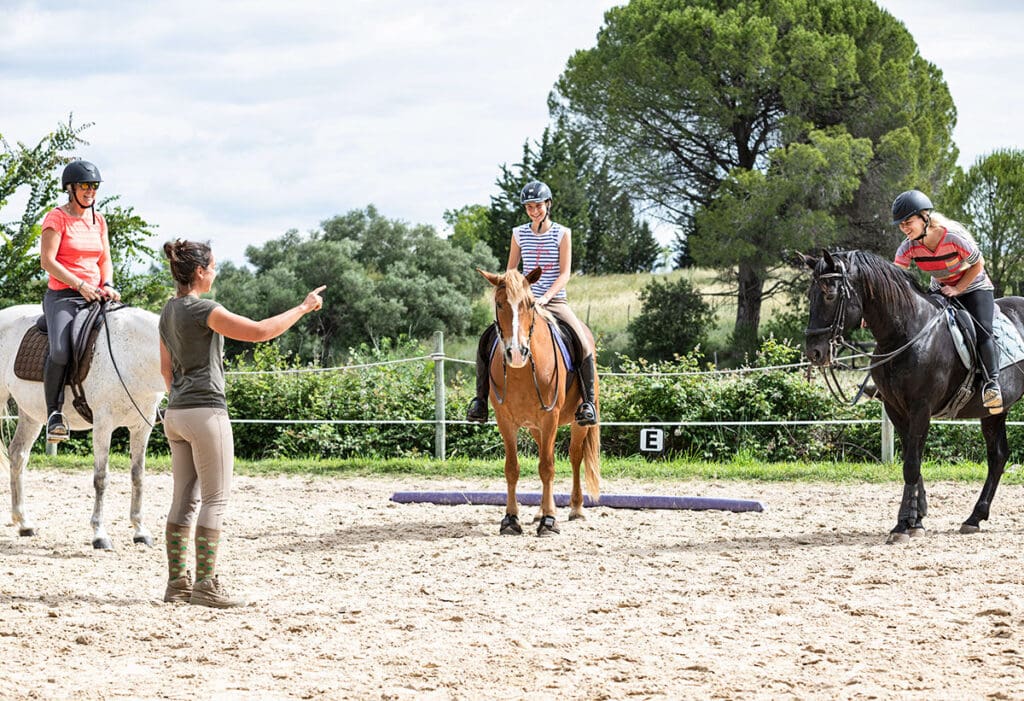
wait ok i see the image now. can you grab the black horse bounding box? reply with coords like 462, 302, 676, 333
803, 250, 1024, 542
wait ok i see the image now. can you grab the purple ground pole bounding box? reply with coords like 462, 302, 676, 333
389, 491, 764, 513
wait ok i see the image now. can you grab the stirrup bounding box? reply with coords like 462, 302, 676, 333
982, 382, 1003, 411
46, 412, 70, 443
466, 398, 489, 423
575, 402, 598, 426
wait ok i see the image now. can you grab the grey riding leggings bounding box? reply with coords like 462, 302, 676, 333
163, 407, 234, 531
43, 288, 89, 365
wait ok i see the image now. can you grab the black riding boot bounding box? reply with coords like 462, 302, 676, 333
575, 354, 598, 426
466, 326, 495, 423
979, 339, 1002, 412
43, 357, 70, 441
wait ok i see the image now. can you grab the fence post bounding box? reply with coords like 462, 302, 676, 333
881, 406, 895, 463
432, 331, 446, 460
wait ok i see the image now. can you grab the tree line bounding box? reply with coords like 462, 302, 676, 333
3, 0, 1024, 365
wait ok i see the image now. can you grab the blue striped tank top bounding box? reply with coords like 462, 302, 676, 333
512, 222, 567, 299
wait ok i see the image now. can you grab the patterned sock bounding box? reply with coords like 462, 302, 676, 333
165, 523, 191, 580
195, 526, 222, 581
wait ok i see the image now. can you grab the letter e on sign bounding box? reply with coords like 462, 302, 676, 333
640, 428, 663, 452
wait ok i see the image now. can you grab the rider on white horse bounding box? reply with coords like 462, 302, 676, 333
39, 160, 121, 441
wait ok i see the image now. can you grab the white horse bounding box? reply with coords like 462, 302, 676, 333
0, 303, 165, 549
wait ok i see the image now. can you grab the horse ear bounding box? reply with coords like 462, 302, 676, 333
525, 267, 543, 284
822, 249, 836, 269
796, 251, 818, 271
477, 269, 502, 287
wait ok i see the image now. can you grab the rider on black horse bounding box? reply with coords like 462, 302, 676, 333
891, 189, 1002, 413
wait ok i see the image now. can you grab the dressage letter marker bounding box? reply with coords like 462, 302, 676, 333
390, 491, 764, 512
640, 428, 664, 452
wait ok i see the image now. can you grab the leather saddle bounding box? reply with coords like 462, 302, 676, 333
13, 302, 113, 422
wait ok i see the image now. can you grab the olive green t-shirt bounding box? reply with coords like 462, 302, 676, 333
158, 295, 227, 409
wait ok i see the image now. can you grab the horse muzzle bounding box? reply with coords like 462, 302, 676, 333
805, 341, 833, 367
504, 343, 530, 369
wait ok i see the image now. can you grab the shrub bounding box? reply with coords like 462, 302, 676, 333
627, 276, 714, 362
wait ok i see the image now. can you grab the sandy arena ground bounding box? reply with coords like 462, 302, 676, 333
2, 467, 1024, 699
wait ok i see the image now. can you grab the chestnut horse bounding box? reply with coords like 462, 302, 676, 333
479, 268, 600, 536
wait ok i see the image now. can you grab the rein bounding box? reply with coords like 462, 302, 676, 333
99, 302, 156, 428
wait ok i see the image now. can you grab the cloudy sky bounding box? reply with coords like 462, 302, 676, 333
2, 0, 1022, 266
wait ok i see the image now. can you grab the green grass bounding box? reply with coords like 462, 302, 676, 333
37, 453, 1024, 484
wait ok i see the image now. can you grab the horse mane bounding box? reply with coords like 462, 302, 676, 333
498, 270, 554, 323
828, 250, 931, 309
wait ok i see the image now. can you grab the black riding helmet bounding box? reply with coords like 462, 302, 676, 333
61, 160, 102, 223
891, 189, 933, 226
520, 180, 552, 204
62, 160, 102, 189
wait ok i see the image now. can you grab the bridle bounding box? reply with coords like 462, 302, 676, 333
805, 257, 944, 404
805, 259, 856, 357
489, 288, 559, 412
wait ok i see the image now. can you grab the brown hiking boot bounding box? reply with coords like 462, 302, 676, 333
163, 571, 193, 603
189, 576, 248, 609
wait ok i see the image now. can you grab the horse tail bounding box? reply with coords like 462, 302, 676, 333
583, 424, 601, 502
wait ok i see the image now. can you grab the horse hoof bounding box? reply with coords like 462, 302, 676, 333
568, 511, 585, 521
909, 527, 926, 538
959, 523, 981, 534
499, 514, 523, 536
92, 538, 113, 550
18, 527, 37, 537
536, 515, 560, 536
886, 532, 910, 544
133, 535, 154, 547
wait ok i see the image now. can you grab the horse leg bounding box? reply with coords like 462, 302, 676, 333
567, 424, 586, 521
498, 421, 522, 535
961, 414, 1009, 534
7, 413, 43, 536
90, 422, 114, 550
887, 408, 929, 544
528, 427, 545, 523
535, 421, 560, 537
128, 425, 154, 546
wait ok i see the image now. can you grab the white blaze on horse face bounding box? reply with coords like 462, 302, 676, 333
506, 303, 528, 368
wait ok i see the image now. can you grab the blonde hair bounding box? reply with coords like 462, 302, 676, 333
928, 211, 971, 236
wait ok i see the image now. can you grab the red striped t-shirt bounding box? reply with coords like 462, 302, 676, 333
893, 225, 992, 293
